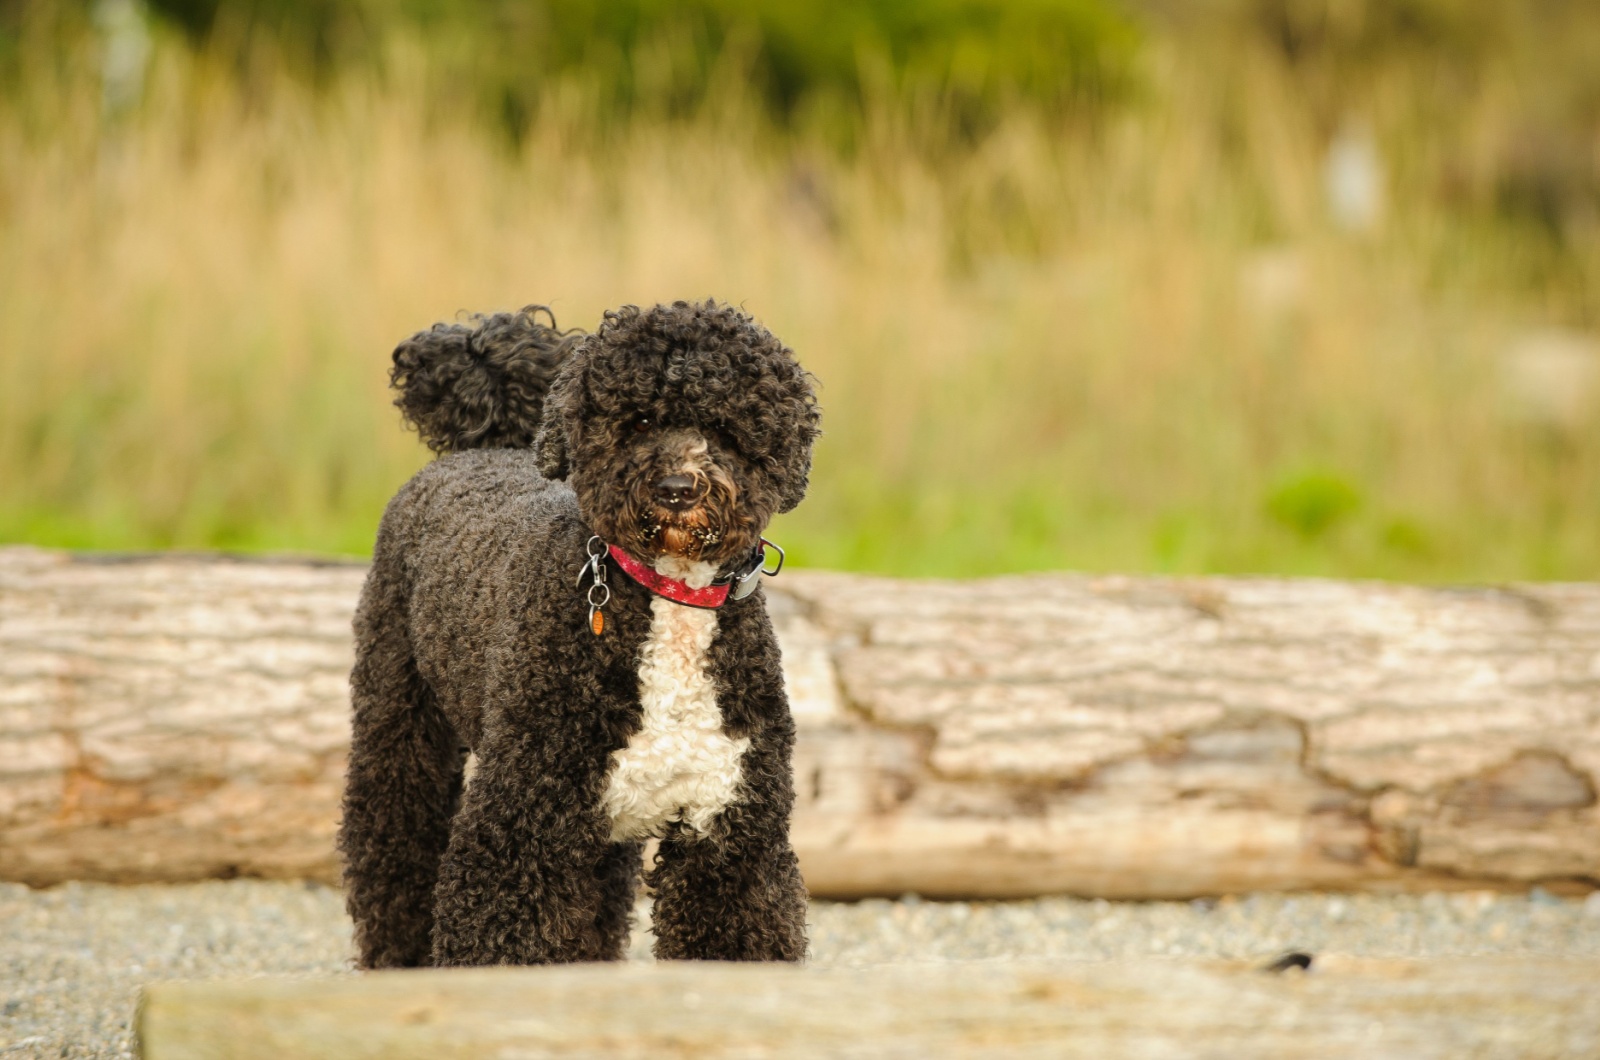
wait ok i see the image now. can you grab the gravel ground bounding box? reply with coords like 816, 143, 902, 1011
4, 881, 1600, 1058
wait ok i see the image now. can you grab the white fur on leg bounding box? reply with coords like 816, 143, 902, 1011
601, 557, 748, 841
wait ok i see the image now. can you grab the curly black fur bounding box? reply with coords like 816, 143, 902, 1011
340, 300, 817, 969
390, 305, 583, 453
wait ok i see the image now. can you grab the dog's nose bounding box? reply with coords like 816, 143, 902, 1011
653, 474, 700, 510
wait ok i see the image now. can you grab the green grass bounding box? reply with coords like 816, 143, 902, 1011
1, 20, 1597, 580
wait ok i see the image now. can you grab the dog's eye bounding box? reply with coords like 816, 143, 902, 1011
632, 417, 652, 434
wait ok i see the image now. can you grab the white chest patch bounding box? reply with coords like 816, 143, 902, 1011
601, 558, 749, 842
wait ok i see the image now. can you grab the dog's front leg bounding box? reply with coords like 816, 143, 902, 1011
428, 732, 623, 966
648, 725, 808, 962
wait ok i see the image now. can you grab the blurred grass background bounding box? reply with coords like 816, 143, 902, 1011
1, 0, 1597, 578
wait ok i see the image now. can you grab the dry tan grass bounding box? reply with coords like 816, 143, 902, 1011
1, 30, 1595, 577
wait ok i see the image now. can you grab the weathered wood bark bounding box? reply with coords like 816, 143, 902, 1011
0, 549, 360, 885
136, 958, 1600, 1059
3, 547, 1598, 895
782, 573, 1600, 897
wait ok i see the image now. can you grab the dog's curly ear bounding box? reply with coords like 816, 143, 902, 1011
774, 443, 816, 514
774, 372, 821, 514
776, 472, 810, 514
534, 357, 582, 481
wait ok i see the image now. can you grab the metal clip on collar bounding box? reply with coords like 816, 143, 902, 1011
577, 535, 610, 634
729, 538, 784, 601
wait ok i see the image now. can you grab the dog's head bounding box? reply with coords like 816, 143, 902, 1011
535, 300, 820, 571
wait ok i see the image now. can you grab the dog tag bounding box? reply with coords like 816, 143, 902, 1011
580, 535, 610, 635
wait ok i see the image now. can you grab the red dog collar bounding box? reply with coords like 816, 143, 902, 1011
606, 545, 732, 609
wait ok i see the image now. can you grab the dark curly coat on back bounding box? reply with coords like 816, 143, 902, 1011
338, 301, 820, 968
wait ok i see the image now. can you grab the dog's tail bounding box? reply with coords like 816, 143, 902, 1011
389, 305, 583, 453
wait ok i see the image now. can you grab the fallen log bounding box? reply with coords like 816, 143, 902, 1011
135, 958, 1600, 1059
783, 572, 1600, 897
2, 546, 1597, 896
